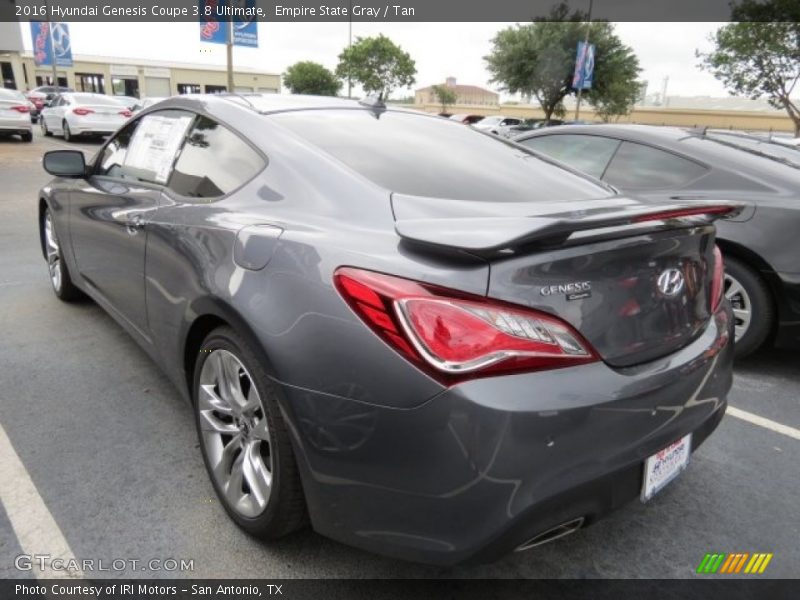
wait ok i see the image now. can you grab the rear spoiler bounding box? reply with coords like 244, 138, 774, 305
393, 198, 744, 255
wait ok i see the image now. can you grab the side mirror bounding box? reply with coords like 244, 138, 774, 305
43, 150, 86, 178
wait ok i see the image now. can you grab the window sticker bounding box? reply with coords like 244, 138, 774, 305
124, 115, 193, 183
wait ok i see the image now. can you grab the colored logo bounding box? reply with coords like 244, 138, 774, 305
697, 552, 773, 574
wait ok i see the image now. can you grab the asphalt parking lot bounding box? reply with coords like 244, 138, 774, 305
0, 129, 798, 579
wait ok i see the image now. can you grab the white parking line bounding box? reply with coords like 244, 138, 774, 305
0, 422, 85, 579
727, 406, 800, 441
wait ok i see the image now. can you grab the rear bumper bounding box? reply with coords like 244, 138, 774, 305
279, 304, 733, 565
0, 122, 32, 134
68, 127, 116, 136
69, 117, 125, 136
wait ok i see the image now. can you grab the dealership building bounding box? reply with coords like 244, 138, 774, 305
0, 22, 280, 97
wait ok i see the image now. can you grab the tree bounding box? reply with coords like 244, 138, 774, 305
283, 61, 341, 96
484, 2, 640, 122
432, 84, 458, 113
697, 0, 800, 136
335, 35, 416, 100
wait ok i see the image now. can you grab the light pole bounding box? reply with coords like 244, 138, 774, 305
347, 0, 352, 98
226, 0, 234, 92
43, 0, 58, 86
574, 0, 593, 121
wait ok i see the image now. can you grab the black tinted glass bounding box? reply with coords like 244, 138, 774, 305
271, 110, 606, 202
520, 134, 621, 179
168, 116, 265, 199
603, 141, 708, 189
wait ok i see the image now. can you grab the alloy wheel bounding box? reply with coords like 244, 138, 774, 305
43, 211, 62, 293
724, 273, 752, 343
198, 349, 273, 518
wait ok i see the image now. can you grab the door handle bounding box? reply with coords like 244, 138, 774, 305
126, 215, 145, 235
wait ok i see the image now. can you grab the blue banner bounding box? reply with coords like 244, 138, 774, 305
572, 41, 595, 90
233, 0, 258, 48
199, 0, 258, 47
30, 21, 73, 67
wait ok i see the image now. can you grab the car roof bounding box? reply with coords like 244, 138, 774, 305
152, 93, 430, 119
519, 123, 690, 142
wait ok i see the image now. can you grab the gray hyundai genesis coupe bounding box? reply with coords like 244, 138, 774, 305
39, 94, 736, 565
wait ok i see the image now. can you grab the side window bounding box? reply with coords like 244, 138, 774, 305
603, 141, 708, 190
520, 134, 621, 179
167, 116, 265, 199
95, 110, 194, 184
95, 120, 140, 177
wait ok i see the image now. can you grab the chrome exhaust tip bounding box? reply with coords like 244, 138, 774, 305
514, 517, 585, 552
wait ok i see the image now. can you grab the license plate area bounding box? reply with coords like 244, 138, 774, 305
641, 433, 691, 502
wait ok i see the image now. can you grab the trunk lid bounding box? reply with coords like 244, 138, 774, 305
392, 193, 738, 367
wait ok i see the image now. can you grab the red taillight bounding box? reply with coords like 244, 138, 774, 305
72, 107, 94, 116
119, 109, 132, 117
334, 267, 598, 383
710, 245, 724, 311
633, 205, 736, 223
11, 105, 30, 113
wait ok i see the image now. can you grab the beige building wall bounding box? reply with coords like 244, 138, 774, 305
4, 52, 280, 98
413, 102, 797, 133
415, 89, 499, 106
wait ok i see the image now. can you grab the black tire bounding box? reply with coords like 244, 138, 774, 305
21, 131, 33, 143
62, 121, 73, 142
724, 255, 774, 358
42, 207, 83, 302
41, 119, 52, 137
193, 326, 307, 539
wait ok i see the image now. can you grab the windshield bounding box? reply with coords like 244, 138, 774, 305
270, 109, 608, 202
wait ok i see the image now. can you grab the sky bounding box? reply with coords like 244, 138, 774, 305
20, 21, 733, 100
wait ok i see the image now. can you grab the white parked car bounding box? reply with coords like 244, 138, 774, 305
0, 88, 34, 142
40, 93, 132, 142
472, 115, 522, 135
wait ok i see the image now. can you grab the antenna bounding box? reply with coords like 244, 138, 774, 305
218, 91, 257, 110
358, 94, 387, 117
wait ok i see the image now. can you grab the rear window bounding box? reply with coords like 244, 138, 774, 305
71, 94, 123, 106
0, 89, 25, 101
270, 110, 608, 202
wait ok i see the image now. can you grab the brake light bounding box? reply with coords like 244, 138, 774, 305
72, 107, 94, 116
119, 109, 132, 117
334, 267, 598, 383
11, 105, 30, 113
710, 245, 724, 311
633, 205, 736, 223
